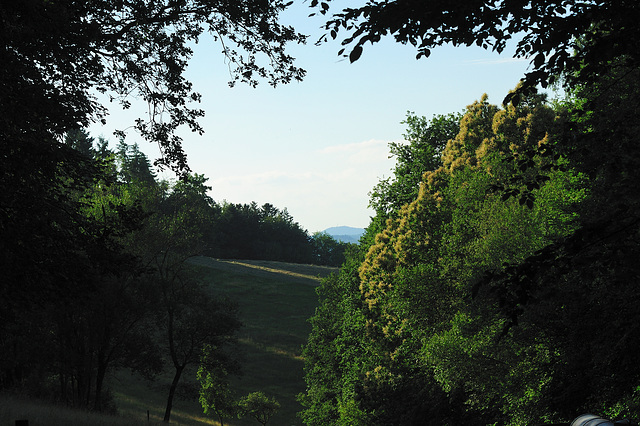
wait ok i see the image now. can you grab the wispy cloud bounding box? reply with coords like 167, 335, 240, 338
317, 139, 394, 165
208, 139, 396, 231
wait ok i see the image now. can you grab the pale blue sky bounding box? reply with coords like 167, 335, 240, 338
90, 3, 532, 233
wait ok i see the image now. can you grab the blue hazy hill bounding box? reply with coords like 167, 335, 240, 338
322, 226, 365, 244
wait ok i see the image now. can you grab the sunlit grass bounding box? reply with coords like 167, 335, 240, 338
188, 257, 337, 285
220, 259, 335, 282
238, 337, 305, 362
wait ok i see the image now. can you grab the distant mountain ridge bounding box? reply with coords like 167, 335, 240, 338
323, 226, 365, 244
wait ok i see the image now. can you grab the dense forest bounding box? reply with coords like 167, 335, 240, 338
299, 0, 640, 423
75, 132, 351, 267
2, 0, 640, 425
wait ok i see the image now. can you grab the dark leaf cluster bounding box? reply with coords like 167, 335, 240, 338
1, 0, 306, 174
312, 0, 640, 104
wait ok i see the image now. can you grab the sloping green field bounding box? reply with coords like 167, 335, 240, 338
110, 257, 337, 425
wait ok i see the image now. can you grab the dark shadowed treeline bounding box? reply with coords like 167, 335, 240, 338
0, 134, 244, 422
204, 201, 348, 266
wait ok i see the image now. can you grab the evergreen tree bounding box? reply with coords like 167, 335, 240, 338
64, 128, 95, 158
117, 140, 157, 186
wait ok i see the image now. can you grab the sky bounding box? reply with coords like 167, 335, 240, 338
89, 3, 533, 233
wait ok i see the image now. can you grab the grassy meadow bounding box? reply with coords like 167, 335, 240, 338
110, 257, 337, 425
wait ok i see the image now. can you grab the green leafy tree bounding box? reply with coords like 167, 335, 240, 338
301, 88, 589, 425
474, 63, 640, 420
302, 1, 640, 422
240, 392, 281, 426
299, 242, 377, 425
369, 111, 461, 216
159, 173, 220, 255
197, 351, 240, 426
357, 91, 586, 425
121, 170, 241, 424
158, 278, 241, 423
310, 232, 349, 266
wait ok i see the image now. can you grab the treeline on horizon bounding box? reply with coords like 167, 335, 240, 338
71, 132, 351, 267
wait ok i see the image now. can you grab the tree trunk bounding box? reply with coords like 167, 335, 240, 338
94, 358, 107, 411
163, 364, 184, 423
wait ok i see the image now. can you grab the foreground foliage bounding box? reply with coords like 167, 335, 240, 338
301, 70, 640, 423
1, 0, 306, 174
0, 127, 343, 420
301, 2, 640, 424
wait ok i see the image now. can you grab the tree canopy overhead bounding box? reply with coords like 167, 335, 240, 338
1, 0, 307, 173
314, 0, 640, 102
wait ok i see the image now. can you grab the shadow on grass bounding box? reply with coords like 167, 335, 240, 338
0, 393, 160, 426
